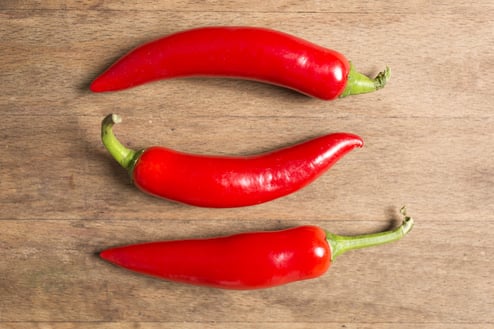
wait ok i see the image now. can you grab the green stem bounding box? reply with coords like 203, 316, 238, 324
339, 63, 391, 98
101, 114, 138, 170
326, 207, 414, 261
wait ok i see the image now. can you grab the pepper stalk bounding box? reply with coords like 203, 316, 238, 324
327, 207, 413, 260
101, 114, 142, 172
340, 63, 391, 98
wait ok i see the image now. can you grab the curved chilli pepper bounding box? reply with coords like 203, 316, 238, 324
90, 26, 390, 100
100, 209, 414, 290
101, 114, 363, 208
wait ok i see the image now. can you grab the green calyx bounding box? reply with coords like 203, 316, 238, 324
101, 114, 141, 172
326, 207, 414, 261
339, 63, 391, 98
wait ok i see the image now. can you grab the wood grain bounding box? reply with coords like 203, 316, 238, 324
1, 1, 493, 328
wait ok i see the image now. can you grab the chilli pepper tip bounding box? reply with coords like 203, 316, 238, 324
90, 76, 111, 93
99, 249, 119, 264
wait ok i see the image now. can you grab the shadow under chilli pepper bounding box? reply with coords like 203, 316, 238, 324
101, 114, 363, 208
90, 26, 390, 100
100, 208, 414, 290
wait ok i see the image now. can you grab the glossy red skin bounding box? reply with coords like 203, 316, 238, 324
131, 133, 363, 208
90, 26, 350, 100
100, 226, 331, 290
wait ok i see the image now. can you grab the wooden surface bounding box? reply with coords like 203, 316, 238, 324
1, 1, 493, 328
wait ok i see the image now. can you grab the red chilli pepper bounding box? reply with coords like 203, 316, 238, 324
90, 26, 390, 100
100, 208, 413, 290
101, 114, 363, 208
